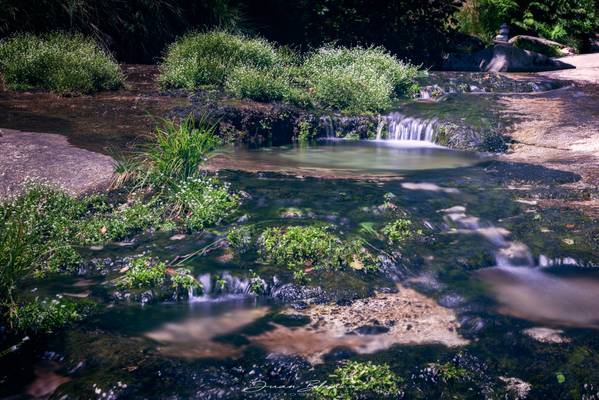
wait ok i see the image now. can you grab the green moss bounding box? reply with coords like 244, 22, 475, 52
10, 297, 90, 334
119, 257, 167, 290
382, 218, 422, 244
258, 225, 377, 276
312, 361, 403, 400
0, 33, 123, 94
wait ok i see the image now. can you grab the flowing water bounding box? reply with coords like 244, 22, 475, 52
3, 95, 599, 399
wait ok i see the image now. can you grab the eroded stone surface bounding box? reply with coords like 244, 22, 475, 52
523, 327, 570, 344
253, 284, 468, 363
0, 128, 114, 198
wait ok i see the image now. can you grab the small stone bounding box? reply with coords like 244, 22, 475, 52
169, 234, 186, 241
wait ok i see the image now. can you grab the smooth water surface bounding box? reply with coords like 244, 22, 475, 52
211, 140, 482, 177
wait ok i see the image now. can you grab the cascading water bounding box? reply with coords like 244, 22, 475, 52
377, 112, 438, 143
188, 272, 264, 303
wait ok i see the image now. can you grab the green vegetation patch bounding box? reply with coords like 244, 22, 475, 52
159, 30, 281, 89
303, 46, 419, 113
313, 361, 403, 400
10, 296, 91, 335
258, 225, 377, 277
160, 31, 419, 113
382, 218, 423, 244
0, 32, 123, 94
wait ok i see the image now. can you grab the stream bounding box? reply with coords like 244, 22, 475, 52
2, 73, 599, 400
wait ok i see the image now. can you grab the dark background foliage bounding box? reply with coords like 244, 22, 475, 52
0, 0, 597, 65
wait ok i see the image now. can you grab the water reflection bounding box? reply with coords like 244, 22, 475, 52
207, 141, 481, 177
477, 266, 599, 328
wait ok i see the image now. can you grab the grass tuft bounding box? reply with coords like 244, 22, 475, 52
0, 32, 123, 94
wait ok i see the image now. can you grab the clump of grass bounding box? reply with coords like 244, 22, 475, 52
303, 46, 419, 113
171, 176, 239, 231
0, 32, 123, 94
119, 257, 167, 289
258, 225, 376, 276
10, 296, 89, 334
142, 114, 221, 185
159, 31, 419, 113
382, 218, 422, 245
159, 30, 281, 89
225, 66, 307, 105
313, 361, 403, 400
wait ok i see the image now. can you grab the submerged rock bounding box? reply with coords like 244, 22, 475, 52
252, 284, 468, 363
522, 327, 570, 344
443, 44, 575, 72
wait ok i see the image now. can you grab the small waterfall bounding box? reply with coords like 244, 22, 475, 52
188, 272, 259, 303
320, 116, 335, 139
381, 112, 438, 143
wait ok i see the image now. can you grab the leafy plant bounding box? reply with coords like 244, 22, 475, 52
10, 296, 86, 334
159, 30, 281, 89
303, 46, 419, 113
382, 218, 422, 244
171, 268, 201, 293
142, 114, 221, 185
258, 225, 376, 275
0, 32, 123, 94
119, 257, 167, 289
313, 361, 403, 400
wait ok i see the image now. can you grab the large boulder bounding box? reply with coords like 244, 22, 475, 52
509, 35, 576, 57
443, 44, 575, 72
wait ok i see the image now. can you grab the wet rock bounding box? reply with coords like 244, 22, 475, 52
271, 284, 327, 304
352, 325, 390, 335
499, 376, 532, 399
443, 44, 575, 72
522, 327, 570, 344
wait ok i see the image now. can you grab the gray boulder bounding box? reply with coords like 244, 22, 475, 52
443, 44, 575, 72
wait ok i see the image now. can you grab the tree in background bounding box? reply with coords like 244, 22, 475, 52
455, 0, 599, 51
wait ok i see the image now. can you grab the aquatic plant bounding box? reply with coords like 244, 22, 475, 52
119, 257, 167, 289
226, 225, 255, 254
0, 32, 123, 94
159, 30, 281, 89
171, 268, 201, 293
312, 361, 403, 400
303, 46, 419, 113
9, 296, 86, 334
258, 225, 376, 275
382, 218, 422, 245
142, 114, 221, 185
171, 176, 239, 231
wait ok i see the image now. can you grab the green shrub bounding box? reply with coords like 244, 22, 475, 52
143, 114, 221, 185
303, 46, 419, 113
119, 257, 167, 289
159, 30, 281, 89
171, 268, 201, 292
258, 225, 376, 273
10, 297, 85, 334
225, 66, 307, 105
172, 176, 239, 231
313, 361, 403, 400
0, 32, 123, 94
382, 218, 422, 244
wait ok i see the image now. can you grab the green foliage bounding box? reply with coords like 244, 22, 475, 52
455, 0, 599, 50
159, 30, 419, 113
227, 225, 255, 254
159, 30, 281, 89
143, 114, 221, 185
512, 36, 563, 57
119, 257, 167, 289
171, 176, 239, 231
433, 362, 469, 382
382, 219, 422, 244
303, 46, 419, 112
0, 32, 123, 94
225, 66, 307, 105
258, 225, 375, 274
10, 297, 85, 334
171, 268, 201, 292
313, 361, 403, 400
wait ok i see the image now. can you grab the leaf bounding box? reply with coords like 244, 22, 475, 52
556, 372, 566, 384
350, 254, 364, 270
100, 226, 107, 234
359, 222, 377, 236
562, 238, 574, 245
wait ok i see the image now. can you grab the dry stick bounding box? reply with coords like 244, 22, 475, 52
169, 238, 227, 267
